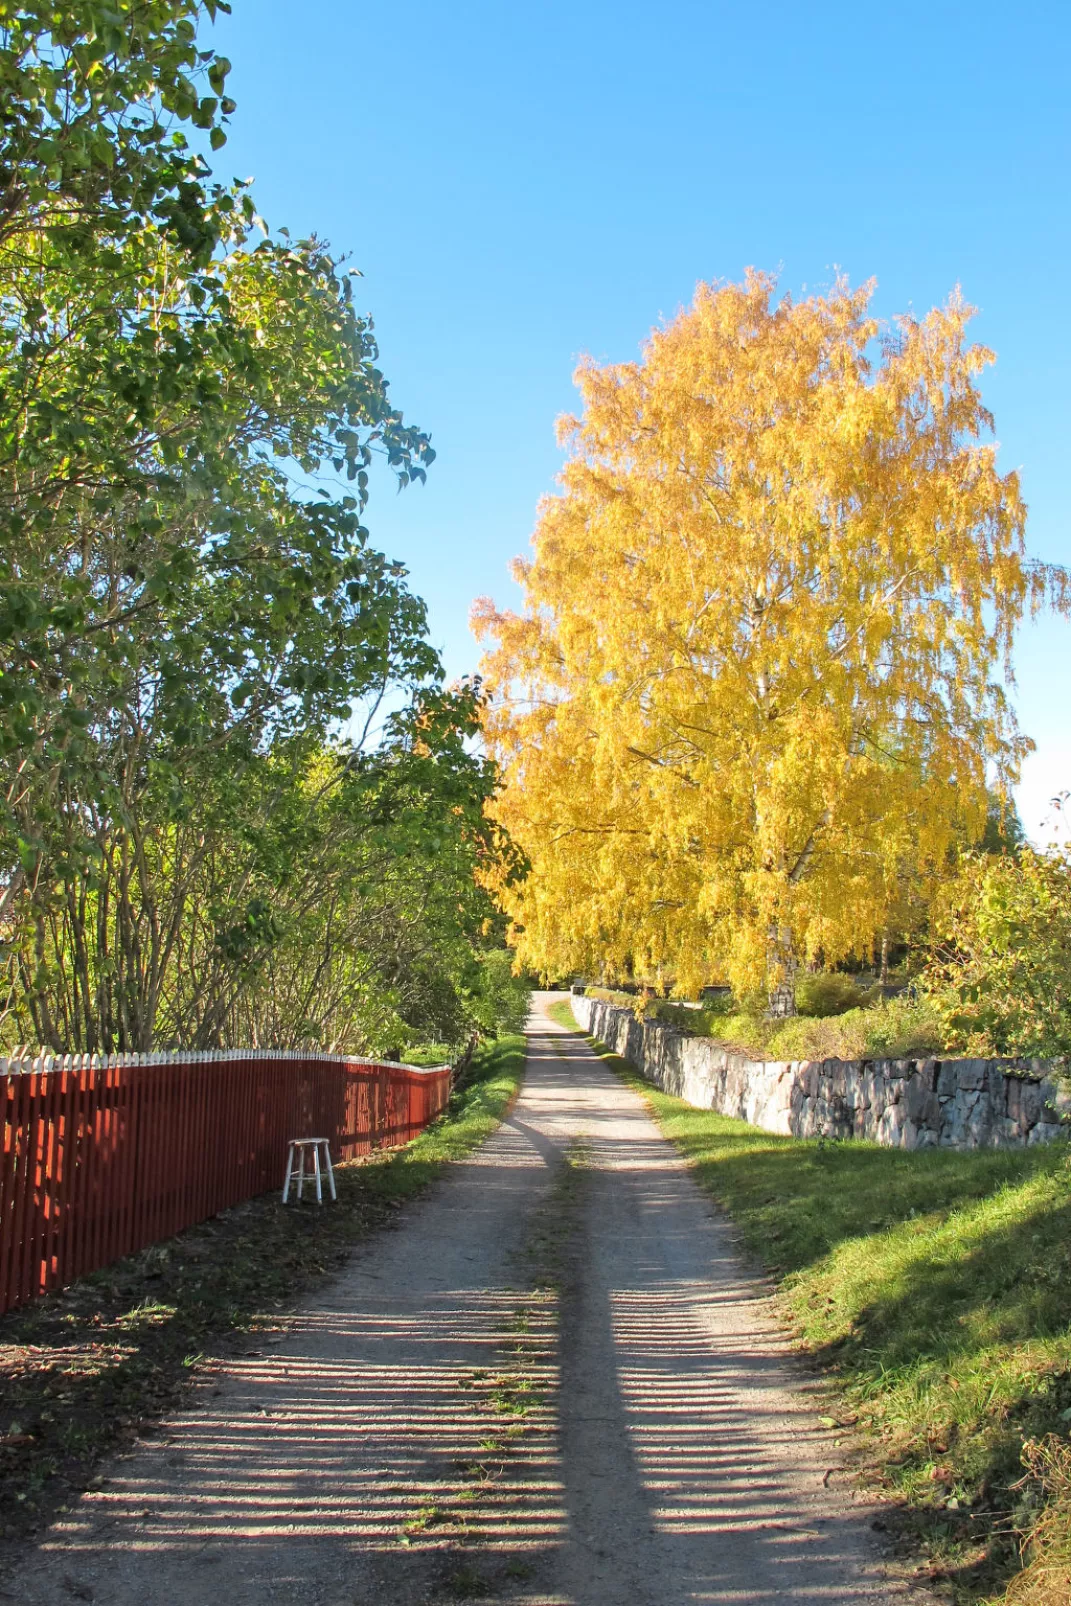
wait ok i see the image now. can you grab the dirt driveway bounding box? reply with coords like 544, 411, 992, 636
1, 995, 923, 1605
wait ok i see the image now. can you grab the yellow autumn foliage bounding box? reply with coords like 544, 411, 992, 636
474, 272, 1065, 995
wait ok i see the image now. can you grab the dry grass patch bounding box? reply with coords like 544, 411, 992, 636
993, 1438, 1071, 1606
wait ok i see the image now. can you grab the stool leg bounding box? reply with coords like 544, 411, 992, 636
296, 1145, 306, 1202
282, 1143, 295, 1204
322, 1141, 337, 1202
313, 1145, 323, 1204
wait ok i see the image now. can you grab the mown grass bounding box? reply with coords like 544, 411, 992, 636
0, 1034, 526, 1549
548, 997, 1071, 1602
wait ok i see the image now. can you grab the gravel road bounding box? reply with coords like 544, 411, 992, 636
2, 994, 925, 1605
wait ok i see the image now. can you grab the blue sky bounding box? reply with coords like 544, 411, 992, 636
211, 0, 1070, 839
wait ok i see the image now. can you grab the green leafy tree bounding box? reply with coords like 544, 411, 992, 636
0, 2, 522, 1057
0, 1, 234, 256
214, 685, 526, 1057
978, 790, 1027, 856
925, 841, 1071, 1057
0, 681, 523, 1055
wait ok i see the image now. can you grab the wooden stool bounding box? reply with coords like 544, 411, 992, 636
282, 1138, 337, 1204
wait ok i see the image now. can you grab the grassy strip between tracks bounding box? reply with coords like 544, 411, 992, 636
546, 996, 1071, 1606
0, 1033, 526, 1553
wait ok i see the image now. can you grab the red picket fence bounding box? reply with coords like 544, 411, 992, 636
0, 1049, 452, 1316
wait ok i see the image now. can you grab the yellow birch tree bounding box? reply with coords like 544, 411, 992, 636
474, 272, 1067, 1001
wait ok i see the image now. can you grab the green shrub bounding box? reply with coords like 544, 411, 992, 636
650, 996, 943, 1062
654, 1001, 722, 1035
584, 985, 644, 1014
402, 1043, 454, 1068
925, 846, 1071, 1058
765, 996, 943, 1061
698, 989, 736, 1017
469, 949, 533, 1037
794, 971, 867, 1017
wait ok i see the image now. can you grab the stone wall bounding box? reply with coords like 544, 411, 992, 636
569, 992, 1070, 1149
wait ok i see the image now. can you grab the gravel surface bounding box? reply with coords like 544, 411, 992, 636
0, 994, 927, 1605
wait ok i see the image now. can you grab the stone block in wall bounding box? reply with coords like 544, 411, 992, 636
879, 1103, 905, 1145
712, 1066, 734, 1114
987, 1062, 1011, 1111
854, 1104, 879, 1143
939, 1094, 973, 1147
1043, 1077, 1071, 1125
841, 1062, 870, 1110
649, 1027, 683, 1100
881, 1065, 904, 1102
1019, 1079, 1044, 1128
625, 1017, 643, 1064
812, 1098, 835, 1132
723, 1062, 748, 1119
1029, 1121, 1065, 1145
800, 1100, 824, 1138
916, 1059, 938, 1091
903, 1074, 940, 1130
963, 1093, 995, 1148
758, 1065, 795, 1133
861, 1066, 884, 1113
937, 1061, 958, 1101
679, 1039, 710, 1109
957, 1059, 987, 1091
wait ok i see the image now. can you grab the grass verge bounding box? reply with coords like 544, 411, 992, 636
0, 1033, 525, 1550
548, 997, 1071, 1604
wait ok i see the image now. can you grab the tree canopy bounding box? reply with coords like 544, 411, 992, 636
475, 272, 1068, 997
0, 2, 522, 1055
